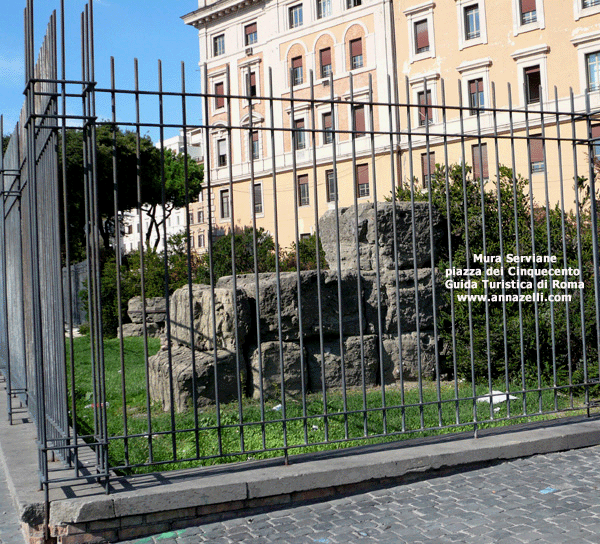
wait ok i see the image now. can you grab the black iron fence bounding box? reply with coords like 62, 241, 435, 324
1, 0, 600, 510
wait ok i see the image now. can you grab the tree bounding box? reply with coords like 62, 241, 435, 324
2, 135, 9, 156
61, 125, 203, 260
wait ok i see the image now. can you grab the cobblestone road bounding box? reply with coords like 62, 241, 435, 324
123, 445, 600, 544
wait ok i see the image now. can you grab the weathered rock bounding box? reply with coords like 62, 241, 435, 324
249, 341, 306, 400
149, 344, 242, 412
119, 322, 163, 339
319, 202, 445, 272
362, 270, 436, 334
169, 284, 251, 352
306, 335, 380, 390
217, 270, 365, 342
127, 296, 167, 324
381, 331, 438, 381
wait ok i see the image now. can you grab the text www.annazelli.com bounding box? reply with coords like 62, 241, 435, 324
456, 293, 572, 303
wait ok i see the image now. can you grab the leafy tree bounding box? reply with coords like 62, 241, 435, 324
61, 125, 203, 260
2, 135, 9, 155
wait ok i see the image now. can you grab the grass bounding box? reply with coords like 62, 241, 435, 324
68, 336, 590, 475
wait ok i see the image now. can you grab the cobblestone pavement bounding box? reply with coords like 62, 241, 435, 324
123, 444, 600, 544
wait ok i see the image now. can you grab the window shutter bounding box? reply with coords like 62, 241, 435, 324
592, 125, 600, 139
323, 112, 332, 129
320, 48, 331, 67
215, 82, 224, 108
250, 72, 256, 87
350, 38, 363, 57
415, 20, 429, 50
353, 105, 365, 133
357, 164, 368, 185
292, 56, 302, 69
524, 65, 540, 76
245, 22, 257, 37
295, 119, 304, 130
252, 130, 259, 143
530, 136, 544, 163
472, 144, 487, 179
521, 0, 536, 13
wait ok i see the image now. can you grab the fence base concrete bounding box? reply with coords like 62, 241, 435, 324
0, 387, 599, 544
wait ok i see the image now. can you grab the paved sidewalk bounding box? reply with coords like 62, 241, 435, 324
122, 444, 600, 544
0, 457, 24, 544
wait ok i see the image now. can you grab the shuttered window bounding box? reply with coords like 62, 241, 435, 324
469, 78, 484, 115
323, 112, 333, 144
215, 82, 225, 109
245, 23, 257, 45
353, 105, 365, 137
421, 152, 435, 186
297, 174, 309, 206
530, 135, 544, 173
415, 20, 429, 54
525, 65, 541, 104
356, 164, 369, 197
471, 144, 488, 180
520, 0, 537, 24
320, 48, 332, 78
292, 56, 303, 86
418, 90, 433, 126
350, 39, 363, 69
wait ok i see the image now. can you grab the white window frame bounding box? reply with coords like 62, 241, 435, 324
404, 0, 436, 63
575, 0, 600, 21
511, 44, 549, 106
456, 0, 488, 51
511, 0, 545, 36
239, 59, 262, 105
456, 57, 492, 116
572, 32, 600, 94
289, 3, 304, 29
409, 72, 440, 127
213, 34, 225, 57
219, 189, 231, 221
316, 0, 332, 19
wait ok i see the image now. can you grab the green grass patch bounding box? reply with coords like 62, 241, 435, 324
68, 336, 589, 475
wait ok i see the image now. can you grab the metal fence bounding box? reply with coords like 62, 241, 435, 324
2, 0, 600, 512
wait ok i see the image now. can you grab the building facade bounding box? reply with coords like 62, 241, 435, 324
182, 0, 600, 249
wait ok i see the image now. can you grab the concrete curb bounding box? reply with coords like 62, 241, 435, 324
0, 385, 598, 542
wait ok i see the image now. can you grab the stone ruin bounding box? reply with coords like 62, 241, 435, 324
144, 201, 446, 412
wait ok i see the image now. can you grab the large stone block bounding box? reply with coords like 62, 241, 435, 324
149, 344, 243, 412
381, 331, 438, 381
319, 202, 445, 272
306, 335, 380, 391
249, 341, 306, 400
127, 296, 167, 324
362, 269, 436, 334
169, 284, 251, 352
217, 270, 365, 342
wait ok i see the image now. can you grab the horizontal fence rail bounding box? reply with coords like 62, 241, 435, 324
1, 1, 600, 513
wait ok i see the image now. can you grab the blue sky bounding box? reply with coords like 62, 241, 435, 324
1, 0, 202, 143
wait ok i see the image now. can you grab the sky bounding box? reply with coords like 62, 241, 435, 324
1, 0, 203, 143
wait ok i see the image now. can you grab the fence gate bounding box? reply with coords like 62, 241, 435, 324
2, 0, 600, 535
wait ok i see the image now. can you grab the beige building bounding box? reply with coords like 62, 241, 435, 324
182, 0, 600, 250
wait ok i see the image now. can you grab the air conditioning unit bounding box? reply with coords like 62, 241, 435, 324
322, 79, 330, 87
245, 47, 253, 56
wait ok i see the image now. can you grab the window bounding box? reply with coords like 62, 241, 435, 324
247, 71, 257, 97
294, 119, 306, 150
317, 0, 331, 19
220, 190, 230, 219
356, 164, 369, 197
251, 130, 260, 160
253, 183, 263, 214
322, 111, 333, 144
464, 5, 480, 40
189, 212, 194, 225
529, 135, 544, 173
592, 125, 600, 158
347, 0, 361, 8
245, 23, 257, 45
468, 78, 484, 114
520, 0, 536, 24
350, 39, 363, 70
190, 236, 195, 248
471, 143, 488, 180
289, 4, 303, 28
217, 139, 227, 167
584, 0, 600, 7
213, 34, 225, 57
198, 233, 205, 248
215, 82, 225, 109
352, 104, 366, 137
197, 210, 204, 223
421, 152, 435, 187
417, 90, 433, 126
320, 48, 332, 78
326, 170, 337, 202
415, 20, 429, 54
524, 65, 541, 104
297, 174, 310, 206
587, 52, 600, 91
291, 56, 303, 86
